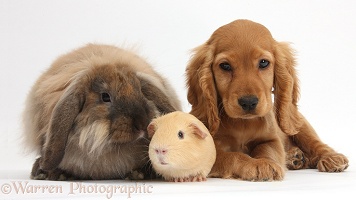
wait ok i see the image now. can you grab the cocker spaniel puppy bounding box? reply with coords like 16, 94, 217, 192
185, 19, 348, 181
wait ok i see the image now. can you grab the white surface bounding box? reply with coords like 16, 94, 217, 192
1, 0, 355, 199
0, 169, 355, 199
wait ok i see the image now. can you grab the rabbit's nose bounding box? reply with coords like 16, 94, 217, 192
155, 148, 168, 155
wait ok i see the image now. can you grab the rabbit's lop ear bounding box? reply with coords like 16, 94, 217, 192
40, 80, 85, 170
137, 74, 177, 114
188, 123, 208, 139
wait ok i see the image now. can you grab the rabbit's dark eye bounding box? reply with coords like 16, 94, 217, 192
101, 92, 111, 102
219, 62, 232, 71
177, 131, 184, 140
259, 59, 270, 69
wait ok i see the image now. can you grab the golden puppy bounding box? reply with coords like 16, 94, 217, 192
185, 19, 349, 181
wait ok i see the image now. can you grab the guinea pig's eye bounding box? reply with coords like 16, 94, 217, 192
101, 92, 111, 103
177, 131, 184, 140
219, 62, 232, 71
259, 59, 270, 69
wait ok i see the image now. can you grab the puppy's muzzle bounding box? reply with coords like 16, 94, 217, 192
238, 96, 259, 111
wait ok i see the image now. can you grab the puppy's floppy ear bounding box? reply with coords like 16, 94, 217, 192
40, 80, 85, 170
273, 42, 303, 135
186, 43, 220, 136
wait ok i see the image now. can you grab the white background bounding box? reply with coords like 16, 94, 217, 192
1, 0, 355, 199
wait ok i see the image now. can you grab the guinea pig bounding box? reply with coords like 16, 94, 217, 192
22, 43, 181, 180
147, 111, 216, 182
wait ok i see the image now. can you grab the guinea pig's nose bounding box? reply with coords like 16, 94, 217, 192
155, 148, 167, 155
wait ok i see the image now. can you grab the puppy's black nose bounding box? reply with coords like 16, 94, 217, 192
238, 96, 259, 111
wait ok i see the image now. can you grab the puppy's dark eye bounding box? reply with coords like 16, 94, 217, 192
177, 131, 184, 140
101, 92, 111, 102
219, 62, 232, 71
259, 59, 270, 69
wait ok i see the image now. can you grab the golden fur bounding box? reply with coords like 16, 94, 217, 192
185, 19, 348, 181
147, 111, 216, 182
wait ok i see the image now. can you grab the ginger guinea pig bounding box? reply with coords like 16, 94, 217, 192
147, 111, 216, 182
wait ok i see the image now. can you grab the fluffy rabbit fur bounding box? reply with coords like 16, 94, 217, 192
23, 44, 181, 180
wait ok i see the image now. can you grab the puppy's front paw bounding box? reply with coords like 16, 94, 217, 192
209, 167, 235, 179
286, 147, 309, 170
317, 153, 349, 172
240, 159, 285, 181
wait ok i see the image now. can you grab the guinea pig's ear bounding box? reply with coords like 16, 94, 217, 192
188, 123, 209, 139
40, 80, 86, 171
147, 121, 157, 138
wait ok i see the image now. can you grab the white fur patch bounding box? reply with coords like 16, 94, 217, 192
79, 120, 110, 154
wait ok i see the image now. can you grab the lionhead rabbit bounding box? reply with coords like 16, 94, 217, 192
23, 44, 181, 180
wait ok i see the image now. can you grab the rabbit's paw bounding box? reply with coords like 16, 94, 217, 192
125, 170, 145, 180
30, 157, 75, 181
31, 157, 47, 180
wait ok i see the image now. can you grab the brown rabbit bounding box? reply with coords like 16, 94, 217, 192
23, 44, 181, 180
